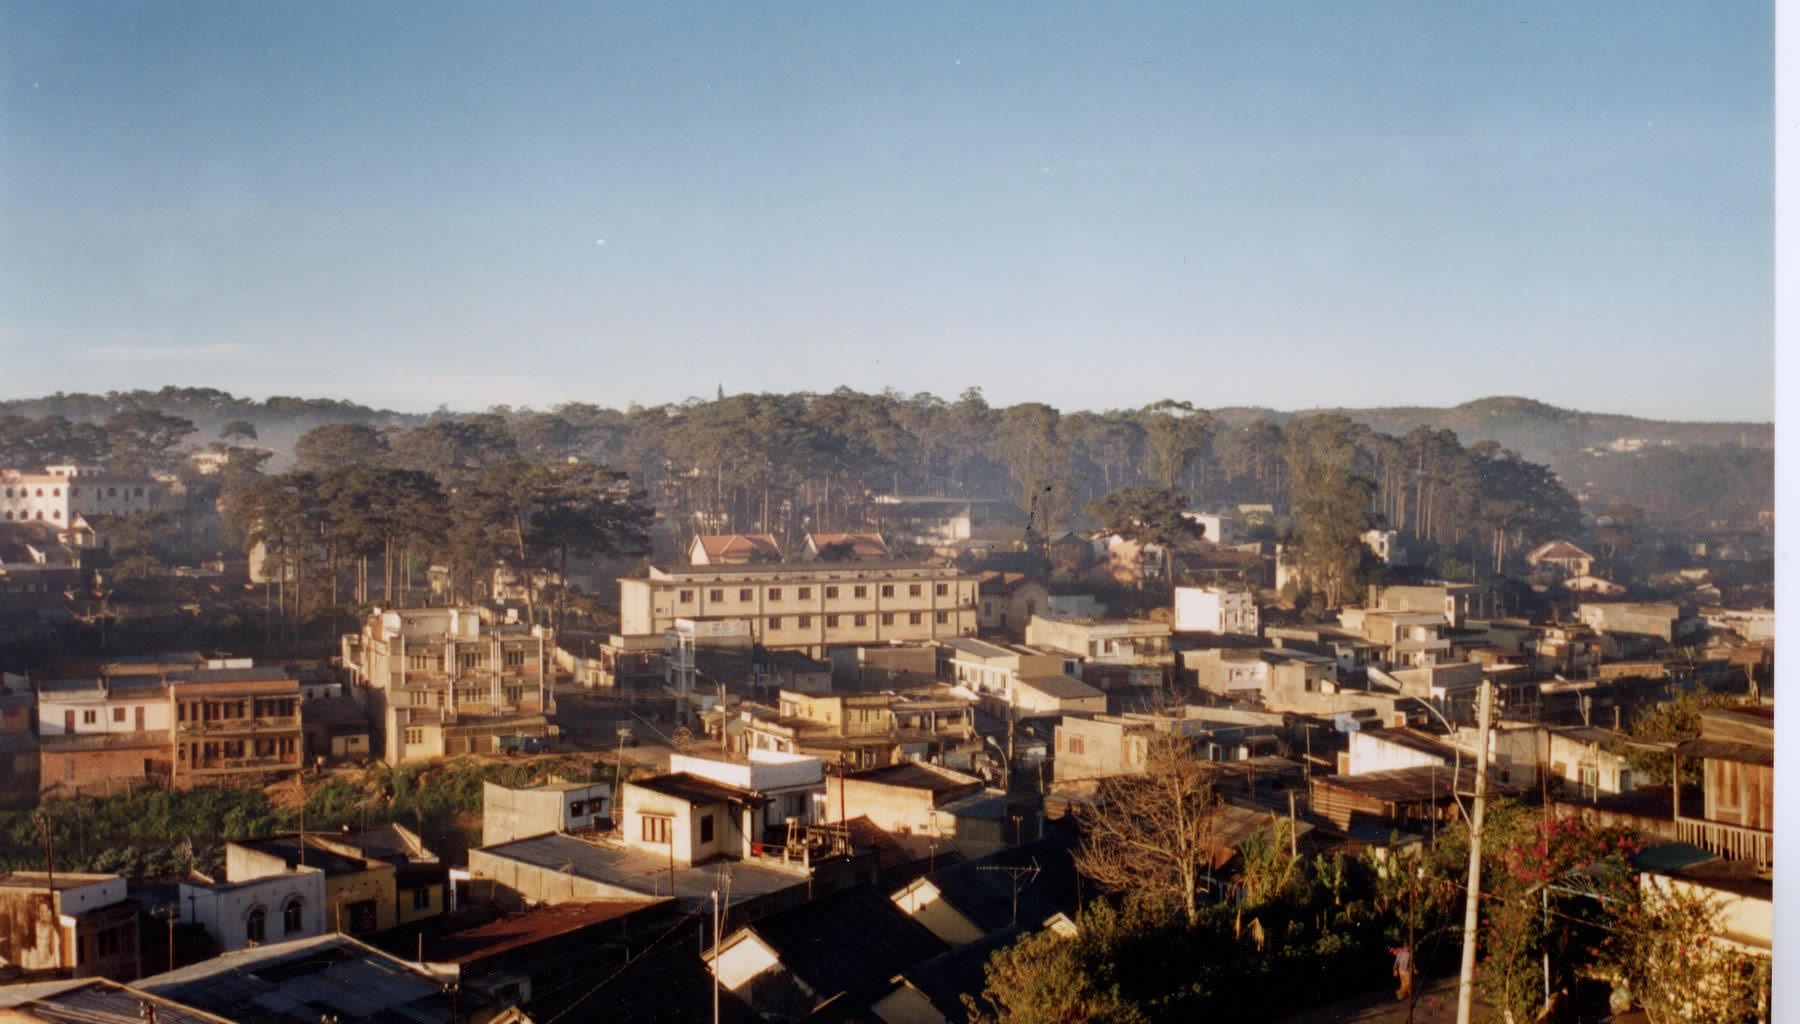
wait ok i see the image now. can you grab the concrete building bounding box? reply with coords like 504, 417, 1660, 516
1337, 608, 1451, 668
937, 638, 1101, 717
867, 497, 1028, 549
1526, 541, 1595, 578
226, 835, 399, 938
1051, 708, 1287, 783
1367, 583, 1502, 629
1576, 602, 1699, 644
1359, 528, 1400, 565
340, 607, 552, 763
0, 466, 162, 527
976, 573, 1051, 636
1182, 512, 1235, 547
733, 687, 981, 771
468, 830, 815, 917
36, 674, 174, 797
170, 668, 303, 788
1545, 726, 1643, 799
180, 866, 327, 954
1172, 585, 1259, 636
822, 762, 985, 854
1023, 615, 1175, 690
482, 779, 613, 846
618, 562, 980, 654
1183, 646, 1338, 702
618, 750, 827, 866
0, 873, 138, 980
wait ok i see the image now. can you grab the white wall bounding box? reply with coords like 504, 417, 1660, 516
1347, 730, 1450, 775
181, 870, 326, 952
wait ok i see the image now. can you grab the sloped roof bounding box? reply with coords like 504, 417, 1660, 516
1013, 674, 1104, 701
692, 533, 782, 563
436, 900, 665, 964
1528, 540, 1593, 564
915, 858, 1061, 934
844, 761, 983, 796
806, 533, 890, 558
0, 981, 227, 1024
629, 772, 764, 807
138, 934, 461, 1024
741, 885, 948, 1001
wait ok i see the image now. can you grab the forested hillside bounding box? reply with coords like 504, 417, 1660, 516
0, 387, 1770, 537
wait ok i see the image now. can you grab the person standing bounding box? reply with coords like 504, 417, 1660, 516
1390, 945, 1415, 1000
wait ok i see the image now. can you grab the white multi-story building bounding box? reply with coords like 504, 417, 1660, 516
0, 466, 161, 526
619, 561, 979, 654
37, 675, 173, 736
1173, 585, 1259, 636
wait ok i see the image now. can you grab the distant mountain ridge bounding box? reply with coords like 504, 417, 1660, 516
1214, 395, 1770, 468
0, 388, 1770, 473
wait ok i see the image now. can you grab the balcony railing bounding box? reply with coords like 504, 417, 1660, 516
1675, 817, 1772, 870
180, 716, 299, 732
187, 755, 296, 773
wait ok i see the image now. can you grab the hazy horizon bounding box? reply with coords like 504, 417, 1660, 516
3, 3, 1773, 421
0, 384, 1777, 430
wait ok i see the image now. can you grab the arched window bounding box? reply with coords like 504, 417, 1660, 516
34, 489, 43, 497
2, 512, 10, 520
107, 488, 116, 497
246, 906, 267, 944
283, 897, 305, 934
51, 488, 59, 497
134, 487, 144, 497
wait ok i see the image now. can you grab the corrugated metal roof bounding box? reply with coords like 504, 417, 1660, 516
11, 982, 226, 1024
437, 899, 666, 963
741, 886, 948, 1000
137, 934, 456, 1024
844, 762, 982, 795
1675, 738, 1774, 766
629, 772, 763, 806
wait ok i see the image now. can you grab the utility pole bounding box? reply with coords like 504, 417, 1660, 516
1455, 680, 1495, 1024
710, 888, 722, 1024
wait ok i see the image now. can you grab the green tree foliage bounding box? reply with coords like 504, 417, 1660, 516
965, 901, 1154, 1024
389, 416, 518, 481
293, 422, 390, 471
103, 408, 196, 475
1593, 503, 1644, 562
95, 510, 172, 580
0, 414, 109, 467
1620, 689, 1745, 786
1465, 441, 1582, 574
1283, 415, 1376, 608
218, 420, 258, 443
1597, 879, 1771, 1024
995, 403, 1080, 541
1083, 487, 1201, 547
971, 848, 1391, 1023
1135, 400, 1213, 493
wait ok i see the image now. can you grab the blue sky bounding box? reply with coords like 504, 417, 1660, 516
0, 2, 1773, 420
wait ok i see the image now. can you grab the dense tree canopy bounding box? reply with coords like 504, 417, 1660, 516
0, 387, 1641, 612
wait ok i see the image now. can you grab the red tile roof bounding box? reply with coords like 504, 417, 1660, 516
692, 534, 782, 563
